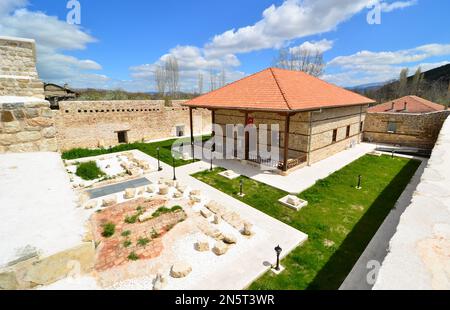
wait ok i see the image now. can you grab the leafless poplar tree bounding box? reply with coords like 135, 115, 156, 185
154, 64, 166, 96
165, 56, 179, 98
197, 73, 204, 94
219, 68, 226, 88
398, 68, 409, 97
411, 67, 423, 95
209, 68, 217, 91
274, 47, 325, 77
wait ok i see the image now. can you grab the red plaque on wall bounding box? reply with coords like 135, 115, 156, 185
246, 117, 254, 125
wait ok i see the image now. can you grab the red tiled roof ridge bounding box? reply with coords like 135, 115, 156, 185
269, 67, 291, 110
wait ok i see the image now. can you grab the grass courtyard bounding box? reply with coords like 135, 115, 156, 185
192, 154, 421, 290
62, 136, 210, 167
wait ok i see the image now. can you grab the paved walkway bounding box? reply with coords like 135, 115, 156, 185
339, 156, 427, 290
208, 143, 376, 194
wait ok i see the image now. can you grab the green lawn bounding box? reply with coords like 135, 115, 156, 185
61, 135, 210, 167
192, 155, 421, 290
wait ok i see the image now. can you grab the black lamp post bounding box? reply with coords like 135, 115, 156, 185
239, 179, 244, 197
391, 149, 395, 158
357, 175, 362, 190
191, 141, 195, 163
172, 157, 177, 181
157, 147, 162, 171
274, 245, 282, 271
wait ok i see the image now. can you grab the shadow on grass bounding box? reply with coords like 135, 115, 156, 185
306, 159, 421, 290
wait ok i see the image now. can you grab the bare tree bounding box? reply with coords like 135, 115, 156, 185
411, 67, 423, 95
164, 56, 179, 98
197, 73, 204, 94
154, 64, 166, 96
209, 68, 217, 91
273, 47, 325, 77
398, 68, 409, 97
219, 68, 226, 88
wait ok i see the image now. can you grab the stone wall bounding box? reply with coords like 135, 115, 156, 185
309, 105, 367, 164
363, 111, 450, 149
373, 117, 450, 290
213, 104, 367, 168
0, 98, 58, 153
0, 36, 44, 99
56, 101, 211, 151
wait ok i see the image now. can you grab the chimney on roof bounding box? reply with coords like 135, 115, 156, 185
403, 102, 408, 112
391, 102, 395, 111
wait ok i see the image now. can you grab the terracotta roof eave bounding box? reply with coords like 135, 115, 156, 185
181, 101, 374, 113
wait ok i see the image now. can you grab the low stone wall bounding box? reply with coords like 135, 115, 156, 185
56, 100, 211, 151
373, 117, 450, 290
0, 36, 44, 99
0, 98, 57, 153
364, 111, 450, 149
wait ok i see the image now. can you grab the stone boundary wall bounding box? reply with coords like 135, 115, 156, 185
363, 110, 450, 149
56, 100, 211, 151
0, 99, 58, 153
373, 117, 450, 290
0, 36, 44, 99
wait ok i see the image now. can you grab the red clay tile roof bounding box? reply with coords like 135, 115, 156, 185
183, 67, 374, 111
368, 95, 445, 113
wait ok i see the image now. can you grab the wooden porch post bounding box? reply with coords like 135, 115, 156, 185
283, 113, 291, 172
244, 111, 249, 160
189, 107, 194, 159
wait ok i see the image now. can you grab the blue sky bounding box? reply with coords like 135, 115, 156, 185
1, 0, 449, 91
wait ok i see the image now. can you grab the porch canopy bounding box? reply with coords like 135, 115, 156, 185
182, 67, 374, 171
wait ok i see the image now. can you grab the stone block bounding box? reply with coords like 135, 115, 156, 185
3, 121, 21, 133
159, 185, 169, 195
102, 196, 117, 207
16, 131, 41, 142
222, 233, 237, 244
212, 241, 228, 256
170, 262, 192, 278
194, 240, 210, 252
124, 188, 136, 199
42, 127, 56, 139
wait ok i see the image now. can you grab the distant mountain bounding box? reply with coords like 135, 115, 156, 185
417, 63, 450, 84
348, 81, 391, 92
354, 64, 450, 105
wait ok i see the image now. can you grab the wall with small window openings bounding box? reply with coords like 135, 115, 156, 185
56, 100, 211, 150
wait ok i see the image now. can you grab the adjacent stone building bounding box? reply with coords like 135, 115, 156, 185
0, 36, 57, 153
183, 67, 373, 173
364, 96, 449, 149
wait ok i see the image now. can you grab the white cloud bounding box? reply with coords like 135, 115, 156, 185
0, 4, 103, 88
290, 39, 334, 54
204, 0, 372, 57
381, 0, 417, 12
325, 43, 450, 86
